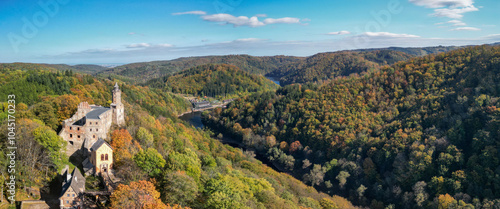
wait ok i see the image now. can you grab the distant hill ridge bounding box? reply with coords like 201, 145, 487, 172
0, 44, 477, 86
352, 45, 461, 56
98, 55, 304, 84
95, 45, 462, 85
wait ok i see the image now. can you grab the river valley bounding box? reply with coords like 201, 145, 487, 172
179, 111, 282, 171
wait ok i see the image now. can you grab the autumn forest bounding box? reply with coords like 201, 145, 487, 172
1, 44, 500, 209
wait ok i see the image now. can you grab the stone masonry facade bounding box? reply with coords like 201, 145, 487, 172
59, 83, 125, 157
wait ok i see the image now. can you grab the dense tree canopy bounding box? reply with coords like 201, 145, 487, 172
0, 62, 354, 209
268, 50, 414, 85
204, 45, 500, 208
99, 55, 303, 84
148, 64, 278, 99
110, 180, 167, 209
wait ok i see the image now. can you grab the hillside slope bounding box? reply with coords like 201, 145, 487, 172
148, 64, 279, 98
204, 45, 500, 208
269, 50, 413, 85
41, 63, 108, 75
94, 45, 466, 86
0, 64, 355, 209
98, 55, 304, 84
354, 45, 461, 56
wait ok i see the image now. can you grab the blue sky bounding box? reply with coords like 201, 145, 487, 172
1, 0, 499, 64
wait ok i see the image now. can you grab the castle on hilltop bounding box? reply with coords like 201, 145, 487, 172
58, 83, 125, 208
58, 83, 124, 169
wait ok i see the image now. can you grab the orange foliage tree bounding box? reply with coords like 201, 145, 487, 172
111, 129, 141, 164
110, 180, 166, 209
437, 194, 455, 209
289, 140, 302, 153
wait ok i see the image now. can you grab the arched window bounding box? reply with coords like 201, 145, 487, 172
101, 154, 104, 161
69, 127, 72, 130
70, 134, 73, 138
105, 154, 108, 161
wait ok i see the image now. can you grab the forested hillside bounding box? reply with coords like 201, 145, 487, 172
0, 64, 354, 209
44, 64, 109, 75
98, 55, 303, 84
355, 45, 461, 57
147, 64, 279, 98
268, 50, 414, 85
95, 46, 463, 87
204, 45, 500, 208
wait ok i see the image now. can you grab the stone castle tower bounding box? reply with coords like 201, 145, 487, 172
111, 83, 125, 126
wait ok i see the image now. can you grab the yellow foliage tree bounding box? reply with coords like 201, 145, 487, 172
437, 194, 455, 209
111, 129, 142, 164
110, 180, 166, 209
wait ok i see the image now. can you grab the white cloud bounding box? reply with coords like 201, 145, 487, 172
202, 14, 265, 27
172, 11, 207, 16
263, 17, 301, 24
432, 5, 478, 18
482, 34, 500, 40
76, 48, 115, 54
179, 12, 303, 27
327, 31, 351, 35
126, 43, 151, 48
126, 43, 173, 48
436, 20, 467, 27
447, 20, 466, 26
233, 38, 265, 42
409, 0, 479, 28
156, 44, 174, 47
451, 27, 481, 31
362, 32, 420, 38
409, 0, 474, 8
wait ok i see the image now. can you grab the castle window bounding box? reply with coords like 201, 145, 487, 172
105, 154, 108, 161
96, 128, 98, 132
90, 122, 92, 125
101, 154, 104, 161
77, 135, 80, 139
77, 127, 80, 131
70, 134, 73, 138
66, 200, 69, 204
67, 194, 70, 197
90, 128, 92, 132
72, 194, 75, 197
70, 127, 72, 130
96, 122, 98, 125
93, 135, 96, 139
